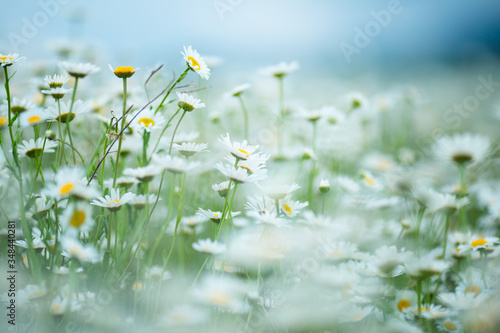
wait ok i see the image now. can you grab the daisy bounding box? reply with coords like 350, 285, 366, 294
414, 304, 448, 320
41, 87, 73, 100
59, 61, 101, 78
192, 238, 226, 255
192, 276, 249, 312
129, 109, 165, 132
19, 108, 49, 127
279, 195, 308, 218
214, 162, 266, 183
260, 61, 299, 78
247, 210, 288, 227
336, 176, 360, 193
321, 105, 346, 125
45, 100, 89, 123
6, 97, 35, 114
372, 245, 413, 274
459, 236, 499, 253
108, 65, 137, 78
181, 215, 208, 228
173, 142, 209, 157
29, 194, 53, 220
427, 190, 470, 215
197, 208, 240, 224
0, 112, 7, 128
393, 290, 418, 315
404, 257, 449, 280
245, 195, 276, 215
18, 138, 57, 159
128, 194, 159, 210
229, 83, 251, 97
44, 167, 96, 200
152, 154, 200, 174
60, 202, 94, 233
433, 133, 490, 165
123, 164, 162, 182
211, 181, 234, 198
44, 74, 69, 88
60, 235, 100, 263
257, 183, 300, 200
218, 133, 259, 160
176, 92, 206, 112
90, 188, 133, 212
161, 304, 208, 327
0, 53, 26, 67
104, 176, 139, 190
182, 45, 211, 80
319, 179, 330, 193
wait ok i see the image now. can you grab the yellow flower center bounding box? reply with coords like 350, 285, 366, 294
107, 200, 120, 204
238, 148, 249, 158
213, 213, 219, 217
60, 183, 75, 196
188, 56, 201, 70
207, 291, 231, 306
444, 321, 458, 330
133, 282, 142, 290
465, 285, 481, 297
397, 299, 410, 312
282, 204, 292, 215
114, 66, 135, 74
138, 117, 155, 127
28, 115, 41, 123
32, 291, 45, 297
364, 176, 376, 186
0, 56, 13, 62
70, 210, 86, 228
471, 238, 487, 247
350, 313, 364, 321
0, 116, 8, 126
202, 246, 210, 252
53, 305, 63, 312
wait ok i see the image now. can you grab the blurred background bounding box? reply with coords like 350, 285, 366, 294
2, 0, 500, 77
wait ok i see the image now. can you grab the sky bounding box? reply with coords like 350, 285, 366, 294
1, 0, 500, 75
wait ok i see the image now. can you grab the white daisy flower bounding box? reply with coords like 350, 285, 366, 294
181, 215, 208, 227
129, 109, 165, 132
173, 142, 209, 157
176, 92, 206, 112
279, 195, 308, 217
104, 176, 139, 190
319, 179, 331, 193
17, 138, 57, 158
44, 167, 97, 200
123, 164, 162, 182
393, 290, 418, 315
245, 195, 276, 215
427, 190, 470, 215
44, 74, 69, 88
218, 133, 259, 160
90, 188, 134, 212
108, 65, 137, 78
197, 208, 240, 224
461, 236, 499, 252
59, 61, 101, 78
45, 100, 89, 123
192, 238, 226, 254
336, 176, 360, 193
257, 183, 300, 200
161, 304, 208, 327
260, 61, 299, 78
211, 180, 234, 198
0, 53, 26, 67
229, 83, 251, 97
182, 45, 211, 80
29, 194, 53, 219
3, 97, 35, 114
152, 154, 200, 174
60, 202, 94, 233
60, 236, 100, 263
214, 162, 266, 183
41, 87, 73, 100
191, 276, 249, 312
19, 108, 49, 127
433, 133, 490, 165
128, 194, 159, 210
413, 304, 448, 320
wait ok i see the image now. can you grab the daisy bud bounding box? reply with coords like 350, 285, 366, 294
109, 65, 136, 79
45, 130, 56, 140
319, 179, 330, 193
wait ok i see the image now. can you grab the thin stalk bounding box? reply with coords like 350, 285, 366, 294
65, 77, 79, 164
442, 214, 450, 258
415, 205, 425, 255
168, 110, 187, 155
56, 99, 65, 166
113, 78, 128, 187
154, 67, 190, 114
150, 107, 181, 159
277, 76, 284, 156
237, 95, 249, 140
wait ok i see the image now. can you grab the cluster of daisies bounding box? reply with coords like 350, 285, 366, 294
0, 44, 499, 333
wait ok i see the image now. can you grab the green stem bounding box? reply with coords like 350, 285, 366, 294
237, 95, 249, 140
277, 76, 284, 156
154, 67, 190, 114
56, 99, 65, 167
415, 205, 425, 255
168, 110, 187, 154
150, 107, 181, 160
66, 77, 79, 164
113, 78, 128, 187
192, 256, 210, 288
442, 214, 450, 258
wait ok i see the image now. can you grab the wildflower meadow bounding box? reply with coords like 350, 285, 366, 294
1, 7, 500, 333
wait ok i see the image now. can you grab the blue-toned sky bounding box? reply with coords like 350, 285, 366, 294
1, 0, 500, 74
